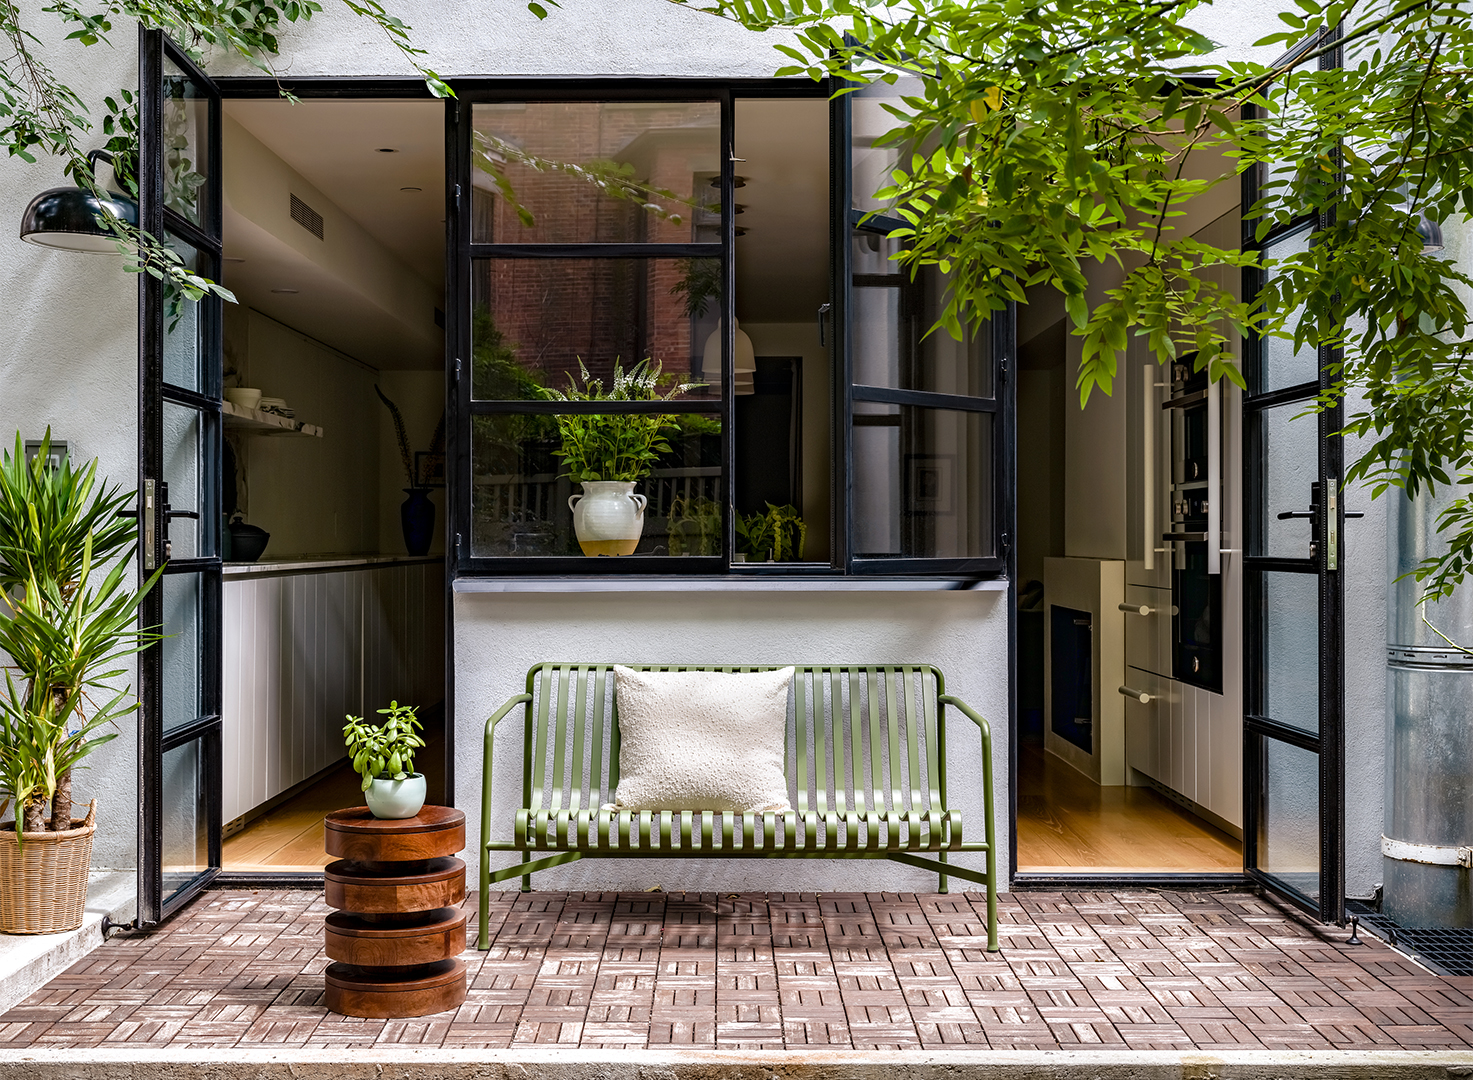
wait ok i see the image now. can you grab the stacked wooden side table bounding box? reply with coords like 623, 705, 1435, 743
322, 805, 468, 1018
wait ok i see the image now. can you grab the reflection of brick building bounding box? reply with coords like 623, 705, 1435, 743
470, 102, 720, 395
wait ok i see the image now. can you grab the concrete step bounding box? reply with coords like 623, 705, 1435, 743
0, 872, 134, 1015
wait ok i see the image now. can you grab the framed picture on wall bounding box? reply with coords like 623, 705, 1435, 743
904, 453, 955, 515
415, 451, 446, 488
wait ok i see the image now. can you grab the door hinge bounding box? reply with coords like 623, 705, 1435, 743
454, 356, 462, 386
998, 359, 1008, 385
1000, 531, 1011, 557
454, 532, 463, 561
455, 183, 462, 201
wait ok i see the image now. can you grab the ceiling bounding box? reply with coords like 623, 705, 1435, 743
225, 99, 446, 288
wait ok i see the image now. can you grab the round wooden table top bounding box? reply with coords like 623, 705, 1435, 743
325, 805, 465, 835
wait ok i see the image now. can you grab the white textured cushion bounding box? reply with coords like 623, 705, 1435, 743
609, 666, 794, 813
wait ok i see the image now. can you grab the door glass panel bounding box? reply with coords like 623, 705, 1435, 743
162, 573, 202, 731
471, 258, 720, 400
470, 415, 721, 557
852, 403, 992, 559
161, 737, 209, 899
162, 402, 202, 559
471, 101, 720, 244
163, 233, 207, 392
1257, 224, 1317, 394
1261, 571, 1319, 733
853, 248, 994, 399
1256, 736, 1321, 902
851, 74, 923, 215
1253, 400, 1319, 558
162, 57, 210, 226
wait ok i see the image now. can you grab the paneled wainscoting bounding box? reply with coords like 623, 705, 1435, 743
221, 558, 445, 829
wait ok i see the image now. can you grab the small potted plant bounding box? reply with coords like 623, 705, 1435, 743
736, 503, 806, 563
343, 702, 427, 820
543, 358, 700, 556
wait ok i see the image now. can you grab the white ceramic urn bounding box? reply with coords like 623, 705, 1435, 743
570, 480, 647, 556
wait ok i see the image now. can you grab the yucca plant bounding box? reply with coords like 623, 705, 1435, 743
0, 432, 160, 837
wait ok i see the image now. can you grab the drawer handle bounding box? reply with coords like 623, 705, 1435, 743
1118, 603, 1158, 616
1119, 685, 1157, 703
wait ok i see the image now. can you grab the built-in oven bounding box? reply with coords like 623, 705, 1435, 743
1163, 356, 1222, 693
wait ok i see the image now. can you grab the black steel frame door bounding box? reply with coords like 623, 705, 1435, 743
136, 27, 224, 925
1241, 27, 1345, 924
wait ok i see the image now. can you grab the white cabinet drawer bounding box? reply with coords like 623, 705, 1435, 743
1123, 584, 1172, 679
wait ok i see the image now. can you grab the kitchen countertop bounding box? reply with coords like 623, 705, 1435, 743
223, 554, 440, 578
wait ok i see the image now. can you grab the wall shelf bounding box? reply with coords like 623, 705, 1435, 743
223, 400, 323, 438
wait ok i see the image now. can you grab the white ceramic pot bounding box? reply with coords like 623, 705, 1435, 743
569, 481, 647, 556
364, 773, 427, 819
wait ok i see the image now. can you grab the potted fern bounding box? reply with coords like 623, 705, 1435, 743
0, 432, 159, 934
543, 358, 700, 556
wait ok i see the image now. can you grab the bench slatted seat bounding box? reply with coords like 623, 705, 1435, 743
480, 663, 997, 950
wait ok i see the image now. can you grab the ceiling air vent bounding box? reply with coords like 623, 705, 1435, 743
290, 194, 324, 240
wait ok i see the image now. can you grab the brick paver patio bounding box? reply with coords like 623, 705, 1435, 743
2, 888, 1472, 1052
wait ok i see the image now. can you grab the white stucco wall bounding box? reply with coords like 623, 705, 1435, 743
0, 13, 140, 869
458, 587, 1009, 891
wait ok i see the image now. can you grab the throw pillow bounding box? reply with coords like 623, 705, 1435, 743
609, 666, 795, 813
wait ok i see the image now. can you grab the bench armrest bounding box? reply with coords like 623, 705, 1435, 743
482, 693, 533, 855
938, 693, 996, 904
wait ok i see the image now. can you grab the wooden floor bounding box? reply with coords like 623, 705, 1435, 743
221, 760, 363, 871
1016, 742, 1242, 873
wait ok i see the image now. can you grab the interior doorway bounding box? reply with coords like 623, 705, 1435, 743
214, 97, 449, 872
1014, 173, 1247, 875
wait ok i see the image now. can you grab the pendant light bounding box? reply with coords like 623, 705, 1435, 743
701, 319, 757, 395
1416, 210, 1445, 255
20, 150, 137, 253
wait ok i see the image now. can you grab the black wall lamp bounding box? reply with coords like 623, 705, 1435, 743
19, 150, 137, 253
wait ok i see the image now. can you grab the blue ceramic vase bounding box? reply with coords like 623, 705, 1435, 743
401, 488, 434, 556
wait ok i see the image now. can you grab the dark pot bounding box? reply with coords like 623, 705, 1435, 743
228, 520, 269, 563
401, 488, 435, 556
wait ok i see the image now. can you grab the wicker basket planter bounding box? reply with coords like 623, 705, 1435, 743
0, 801, 96, 934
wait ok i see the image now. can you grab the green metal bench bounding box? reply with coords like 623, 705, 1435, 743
479, 663, 997, 950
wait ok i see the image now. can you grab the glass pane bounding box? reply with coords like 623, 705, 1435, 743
163, 234, 208, 392
1256, 223, 1317, 394
1252, 400, 1319, 558
472, 259, 719, 401
852, 404, 992, 559
471, 101, 720, 244
162, 57, 210, 227
851, 74, 924, 215
162, 573, 202, 730
1256, 736, 1320, 903
1261, 571, 1319, 732
161, 737, 209, 900
852, 238, 993, 398
162, 402, 202, 559
470, 413, 721, 557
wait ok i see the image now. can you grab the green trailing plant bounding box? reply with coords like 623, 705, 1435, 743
736, 503, 806, 562
671, 0, 1473, 601
667, 495, 722, 556
0, 432, 161, 838
542, 359, 703, 483
343, 701, 425, 792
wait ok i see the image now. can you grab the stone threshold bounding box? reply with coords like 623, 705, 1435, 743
3, 1047, 1473, 1078
0, 873, 134, 1017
